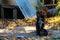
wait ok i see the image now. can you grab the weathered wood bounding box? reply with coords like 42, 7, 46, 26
0, 4, 18, 19
1, 4, 17, 9
2, 0, 17, 5
13, 8, 17, 19
1, 8, 4, 19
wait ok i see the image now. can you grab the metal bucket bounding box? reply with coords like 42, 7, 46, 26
2, 0, 17, 5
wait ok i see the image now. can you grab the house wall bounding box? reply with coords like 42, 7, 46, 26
2, 0, 37, 7
0, 0, 37, 19
0, 0, 2, 4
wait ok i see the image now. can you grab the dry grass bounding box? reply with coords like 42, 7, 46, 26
0, 16, 60, 29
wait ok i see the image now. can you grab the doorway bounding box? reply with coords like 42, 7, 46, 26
4, 8, 13, 19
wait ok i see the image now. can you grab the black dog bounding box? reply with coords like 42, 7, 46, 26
36, 7, 48, 36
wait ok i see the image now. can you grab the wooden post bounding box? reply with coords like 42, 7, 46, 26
53, 0, 55, 8
1, 7, 4, 20
52, 0, 55, 16
13, 8, 17, 19
42, 0, 44, 4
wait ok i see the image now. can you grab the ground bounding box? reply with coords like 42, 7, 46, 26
0, 16, 60, 40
